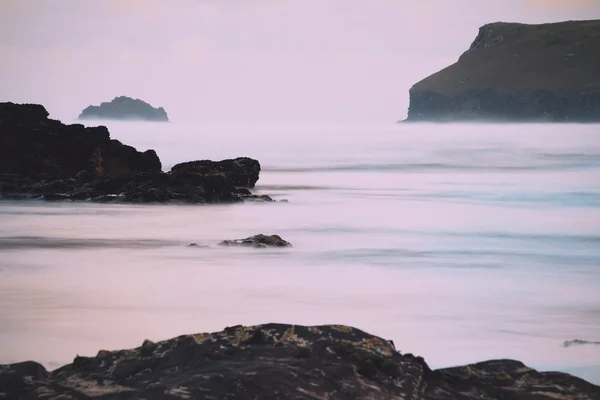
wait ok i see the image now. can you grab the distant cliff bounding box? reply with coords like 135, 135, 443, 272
405, 19, 600, 122
78, 96, 169, 122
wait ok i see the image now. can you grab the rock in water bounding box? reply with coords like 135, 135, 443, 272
171, 157, 261, 188
219, 234, 292, 248
0, 102, 265, 204
78, 96, 169, 122
0, 324, 598, 399
0, 102, 161, 181
405, 19, 600, 122
563, 339, 600, 347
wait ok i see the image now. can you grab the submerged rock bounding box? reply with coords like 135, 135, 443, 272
187, 242, 210, 248
242, 194, 275, 202
0, 323, 598, 399
78, 96, 169, 122
0, 102, 267, 204
405, 19, 600, 122
219, 234, 292, 248
563, 339, 600, 348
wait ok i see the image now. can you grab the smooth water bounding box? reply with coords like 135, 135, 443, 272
1, 122, 599, 383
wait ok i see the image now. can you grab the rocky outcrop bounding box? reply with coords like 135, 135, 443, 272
405, 19, 600, 122
1, 324, 598, 399
219, 234, 292, 248
78, 96, 169, 122
0, 102, 267, 204
171, 157, 261, 189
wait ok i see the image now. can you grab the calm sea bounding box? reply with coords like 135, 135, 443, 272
1, 121, 599, 383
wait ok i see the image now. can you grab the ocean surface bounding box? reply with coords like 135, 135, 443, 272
1, 121, 599, 384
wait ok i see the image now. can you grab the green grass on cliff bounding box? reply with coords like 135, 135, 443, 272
411, 19, 600, 96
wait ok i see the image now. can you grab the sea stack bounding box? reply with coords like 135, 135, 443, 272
405, 19, 600, 122
78, 96, 169, 122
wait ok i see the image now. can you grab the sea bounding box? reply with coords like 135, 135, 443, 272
1, 121, 599, 384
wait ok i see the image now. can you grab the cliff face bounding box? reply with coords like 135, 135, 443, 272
78, 96, 169, 122
406, 19, 600, 122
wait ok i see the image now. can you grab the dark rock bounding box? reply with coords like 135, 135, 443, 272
424, 359, 600, 399
0, 102, 268, 205
0, 102, 162, 182
242, 194, 275, 202
91, 194, 126, 203
563, 339, 600, 347
171, 157, 261, 188
219, 234, 292, 248
139, 340, 158, 357
1, 324, 598, 399
405, 20, 600, 122
42, 193, 72, 201
78, 96, 169, 122
187, 242, 209, 248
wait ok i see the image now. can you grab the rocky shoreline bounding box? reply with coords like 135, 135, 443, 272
0, 102, 272, 204
1, 323, 598, 399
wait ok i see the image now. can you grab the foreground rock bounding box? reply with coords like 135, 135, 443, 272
78, 96, 169, 122
219, 234, 292, 248
0, 102, 267, 204
405, 19, 600, 122
1, 324, 598, 399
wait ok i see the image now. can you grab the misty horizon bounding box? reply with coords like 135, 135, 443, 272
2, 1, 600, 394
1, 0, 600, 123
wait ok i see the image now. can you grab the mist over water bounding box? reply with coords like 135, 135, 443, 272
1, 121, 599, 383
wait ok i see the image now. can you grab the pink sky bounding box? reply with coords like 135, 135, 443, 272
1, 0, 599, 122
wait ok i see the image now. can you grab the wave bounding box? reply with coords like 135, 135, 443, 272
0, 236, 179, 250
313, 247, 600, 270
254, 184, 333, 191
262, 162, 599, 173
288, 227, 600, 244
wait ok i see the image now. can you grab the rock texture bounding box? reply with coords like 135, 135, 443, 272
78, 96, 169, 122
1, 324, 598, 399
219, 234, 292, 248
406, 19, 600, 122
171, 158, 261, 189
0, 102, 267, 204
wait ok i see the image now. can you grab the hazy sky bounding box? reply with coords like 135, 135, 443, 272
1, 0, 599, 122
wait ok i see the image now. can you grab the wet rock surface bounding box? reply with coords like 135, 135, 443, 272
1, 324, 598, 400
219, 234, 292, 248
0, 102, 266, 204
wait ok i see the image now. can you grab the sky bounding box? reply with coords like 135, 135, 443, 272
1, 0, 599, 123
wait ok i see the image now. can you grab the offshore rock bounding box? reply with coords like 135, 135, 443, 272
0, 324, 598, 399
405, 19, 600, 122
0, 102, 265, 204
78, 96, 169, 122
563, 339, 600, 347
171, 157, 261, 189
219, 234, 292, 248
